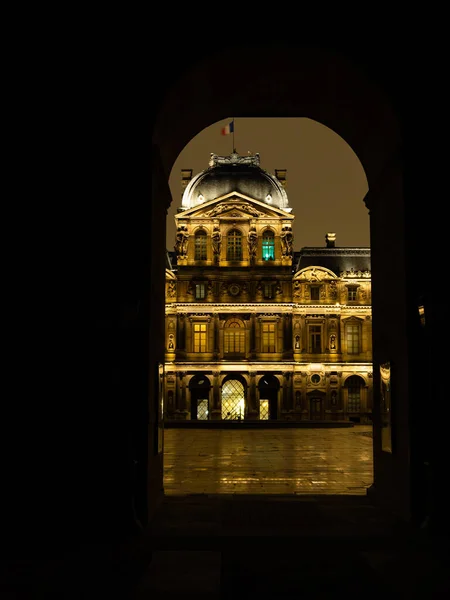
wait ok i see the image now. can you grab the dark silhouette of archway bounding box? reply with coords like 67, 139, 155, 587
258, 374, 280, 420
14, 39, 443, 598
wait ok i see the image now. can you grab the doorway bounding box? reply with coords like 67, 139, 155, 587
189, 375, 211, 420
258, 374, 279, 420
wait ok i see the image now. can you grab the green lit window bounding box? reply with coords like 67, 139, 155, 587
262, 230, 275, 260
227, 230, 242, 260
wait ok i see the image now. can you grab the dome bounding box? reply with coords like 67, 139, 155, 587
180, 152, 290, 212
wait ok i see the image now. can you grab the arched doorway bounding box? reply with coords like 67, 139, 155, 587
221, 375, 246, 420
189, 374, 211, 420
258, 374, 280, 420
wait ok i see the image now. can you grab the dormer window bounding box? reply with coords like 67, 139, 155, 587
227, 229, 242, 260
262, 230, 275, 260
347, 286, 358, 302
310, 285, 321, 301
194, 230, 207, 260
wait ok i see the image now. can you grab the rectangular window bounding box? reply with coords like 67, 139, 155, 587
347, 287, 358, 302
193, 323, 207, 352
195, 283, 206, 299
310, 286, 320, 301
262, 322, 276, 352
224, 330, 245, 353
346, 324, 360, 354
348, 389, 361, 412
194, 235, 207, 260
264, 283, 273, 299
309, 325, 322, 353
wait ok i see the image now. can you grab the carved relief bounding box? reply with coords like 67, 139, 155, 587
293, 280, 302, 299
167, 281, 177, 297
339, 268, 371, 278
174, 225, 189, 257
329, 280, 338, 300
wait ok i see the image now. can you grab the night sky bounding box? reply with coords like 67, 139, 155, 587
167, 118, 370, 251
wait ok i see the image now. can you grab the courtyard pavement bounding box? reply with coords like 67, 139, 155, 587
163, 424, 374, 495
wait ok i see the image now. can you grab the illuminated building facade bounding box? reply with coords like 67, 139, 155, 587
165, 151, 372, 421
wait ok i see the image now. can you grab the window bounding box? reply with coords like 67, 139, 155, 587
309, 325, 322, 353
224, 318, 245, 354
193, 323, 207, 352
227, 229, 242, 260
194, 231, 207, 260
347, 375, 362, 412
346, 322, 360, 354
310, 286, 320, 301
195, 283, 206, 299
347, 286, 358, 302
262, 230, 275, 260
262, 322, 276, 352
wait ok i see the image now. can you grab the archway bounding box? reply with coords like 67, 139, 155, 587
188, 374, 211, 420
258, 374, 280, 420
150, 44, 410, 525
221, 374, 247, 420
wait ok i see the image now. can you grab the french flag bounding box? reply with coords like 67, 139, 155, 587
221, 120, 234, 135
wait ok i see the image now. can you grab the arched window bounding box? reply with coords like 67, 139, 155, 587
194, 230, 207, 260
222, 378, 245, 419
262, 230, 275, 260
227, 229, 242, 260
224, 318, 245, 354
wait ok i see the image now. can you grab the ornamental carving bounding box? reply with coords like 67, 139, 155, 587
340, 268, 371, 278
206, 203, 265, 218
209, 152, 260, 167
167, 281, 177, 297
299, 268, 323, 281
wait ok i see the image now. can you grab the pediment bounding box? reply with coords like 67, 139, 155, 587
295, 266, 338, 281
176, 191, 293, 220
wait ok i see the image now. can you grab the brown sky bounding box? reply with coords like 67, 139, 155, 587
167, 118, 370, 250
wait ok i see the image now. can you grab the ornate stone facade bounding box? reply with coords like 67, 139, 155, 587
165, 153, 373, 422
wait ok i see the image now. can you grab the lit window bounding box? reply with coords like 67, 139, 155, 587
262, 322, 276, 352
224, 318, 245, 354
194, 231, 207, 260
346, 323, 360, 354
262, 230, 275, 260
193, 323, 207, 352
227, 230, 242, 260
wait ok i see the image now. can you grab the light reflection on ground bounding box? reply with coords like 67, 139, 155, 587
163, 426, 373, 495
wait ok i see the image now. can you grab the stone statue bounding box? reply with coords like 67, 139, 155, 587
247, 226, 258, 260
175, 226, 189, 257
280, 226, 293, 257
211, 226, 222, 258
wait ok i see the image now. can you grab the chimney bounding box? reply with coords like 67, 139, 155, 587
275, 169, 287, 188
181, 169, 193, 197
325, 232, 336, 248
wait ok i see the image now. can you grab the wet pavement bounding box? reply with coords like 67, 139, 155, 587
163, 425, 374, 495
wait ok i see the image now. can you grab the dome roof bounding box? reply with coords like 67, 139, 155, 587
180, 152, 290, 212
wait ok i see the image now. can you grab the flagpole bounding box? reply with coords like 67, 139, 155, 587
233, 117, 235, 152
